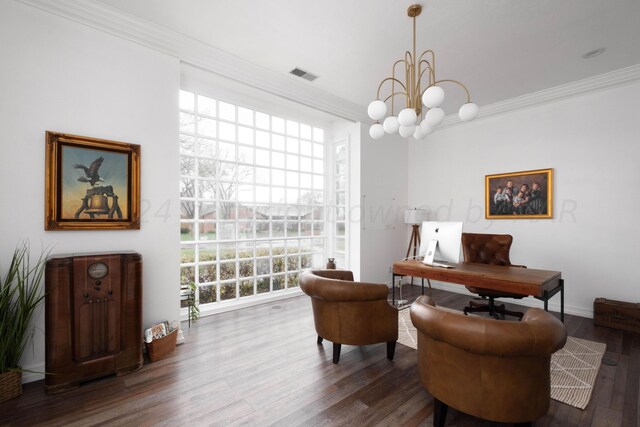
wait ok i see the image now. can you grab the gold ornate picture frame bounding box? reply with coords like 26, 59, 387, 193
485, 168, 553, 219
45, 131, 140, 230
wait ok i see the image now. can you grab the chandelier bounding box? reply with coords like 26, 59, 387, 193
367, 4, 479, 140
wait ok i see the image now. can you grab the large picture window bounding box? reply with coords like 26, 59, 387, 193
179, 90, 326, 309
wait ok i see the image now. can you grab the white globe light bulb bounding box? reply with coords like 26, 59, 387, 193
398, 125, 416, 138
422, 86, 445, 108
413, 126, 426, 140
420, 120, 435, 135
459, 102, 479, 122
369, 123, 384, 140
383, 116, 400, 134
398, 108, 417, 127
425, 107, 445, 127
367, 100, 387, 121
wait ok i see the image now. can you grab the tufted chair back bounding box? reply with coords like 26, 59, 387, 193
300, 269, 398, 363
461, 232, 526, 319
461, 233, 513, 265
410, 295, 567, 425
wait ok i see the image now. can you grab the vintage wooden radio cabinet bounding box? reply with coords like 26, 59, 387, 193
45, 252, 143, 394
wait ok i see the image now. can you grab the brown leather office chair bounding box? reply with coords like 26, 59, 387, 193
411, 296, 567, 427
299, 269, 398, 364
462, 232, 525, 319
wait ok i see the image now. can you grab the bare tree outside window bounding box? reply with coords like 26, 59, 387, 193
179, 90, 330, 311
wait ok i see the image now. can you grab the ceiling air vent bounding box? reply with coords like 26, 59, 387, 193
290, 67, 318, 82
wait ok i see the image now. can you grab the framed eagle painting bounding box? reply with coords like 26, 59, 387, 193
45, 131, 140, 230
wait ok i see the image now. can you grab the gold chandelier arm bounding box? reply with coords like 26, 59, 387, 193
418, 59, 432, 70
416, 63, 433, 92
375, 60, 409, 98
405, 52, 413, 108
418, 51, 436, 85
434, 79, 472, 103
392, 58, 409, 78
418, 51, 436, 71
382, 59, 411, 114
376, 77, 407, 99
418, 60, 435, 87
369, 5, 476, 131
383, 91, 411, 103
418, 50, 435, 62
415, 61, 431, 115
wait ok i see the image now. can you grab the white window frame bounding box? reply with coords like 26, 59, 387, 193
329, 137, 349, 269
179, 89, 332, 317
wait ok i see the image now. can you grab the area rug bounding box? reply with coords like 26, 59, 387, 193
549, 336, 606, 409
397, 308, 418, 349
397, 310, 606, 410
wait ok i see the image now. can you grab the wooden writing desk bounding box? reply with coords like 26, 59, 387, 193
392, 260, 564, 322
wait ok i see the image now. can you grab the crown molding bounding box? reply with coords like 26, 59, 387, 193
16, 0, 367, 123
440, 64, 640, 128
15, 0, 640, 128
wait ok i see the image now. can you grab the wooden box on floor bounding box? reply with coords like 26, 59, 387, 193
594, 298, 640, 334
146, 329, 178, 362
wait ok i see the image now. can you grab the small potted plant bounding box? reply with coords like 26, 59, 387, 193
180, 282, 199, 325
0, 242, 48, 403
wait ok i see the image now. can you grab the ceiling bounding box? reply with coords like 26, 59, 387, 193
95, 0, 640, 115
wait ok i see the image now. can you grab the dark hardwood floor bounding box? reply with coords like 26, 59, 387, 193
1, 285, 638, 426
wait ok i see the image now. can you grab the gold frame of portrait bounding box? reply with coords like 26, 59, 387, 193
485, 168, 553, 219
45, 131, 141, 230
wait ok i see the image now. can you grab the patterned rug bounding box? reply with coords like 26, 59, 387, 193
397, 308, 418, 349
550, 336, 606, 409
398, 310, 606, 410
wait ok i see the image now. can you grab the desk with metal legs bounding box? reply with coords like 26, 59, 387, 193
392, 259, 564, 322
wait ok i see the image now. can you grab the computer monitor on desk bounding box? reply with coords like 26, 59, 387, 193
419, 221, 463, 267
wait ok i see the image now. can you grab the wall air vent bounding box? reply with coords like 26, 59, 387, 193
290, 67, 318, 82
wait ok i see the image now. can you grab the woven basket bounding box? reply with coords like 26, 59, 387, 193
145, 329, 178, 362
0, 370, 22, 403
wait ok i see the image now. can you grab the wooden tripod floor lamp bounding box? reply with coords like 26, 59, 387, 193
404, 208, 429, 289
404, 208, 429, 259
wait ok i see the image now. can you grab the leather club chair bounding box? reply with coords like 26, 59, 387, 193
411, 296, 567, 427
462, 232, 526, 319
299, 269, 398, 364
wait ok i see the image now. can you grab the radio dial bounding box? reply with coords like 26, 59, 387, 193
87, 262, 108, 279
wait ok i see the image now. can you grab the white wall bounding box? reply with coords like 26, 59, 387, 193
0, 2, 181, 379
407, 81, 640, 317
331, 121, 360, 278
360, 126, 408, 284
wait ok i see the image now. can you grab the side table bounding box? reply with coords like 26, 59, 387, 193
180, 285, 195, 328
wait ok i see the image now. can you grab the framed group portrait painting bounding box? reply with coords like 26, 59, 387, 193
485, 168, 553, 219
45, 131, 141, 230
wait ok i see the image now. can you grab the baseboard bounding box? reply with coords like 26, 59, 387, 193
176, 329, 185, 345
192, 288, 304, 319
21, 364, 45, 384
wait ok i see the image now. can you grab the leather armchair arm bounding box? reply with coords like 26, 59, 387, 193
410, 296, 566, 357
520, 306, 568, 353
